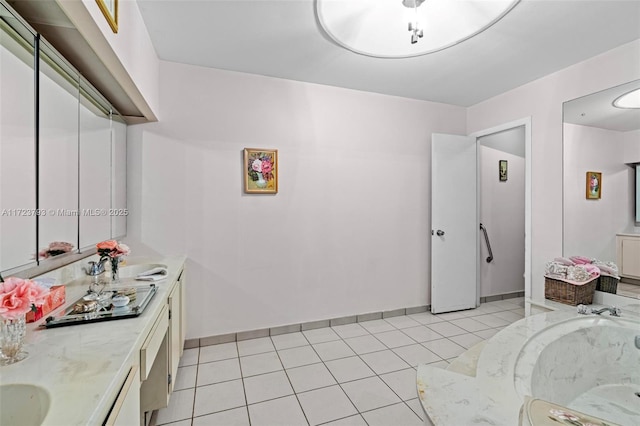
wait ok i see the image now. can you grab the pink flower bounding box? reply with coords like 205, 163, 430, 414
97, 240, 118, 251
115, 243, 130, 256
261, 160, 272, 174
0, 277, 49, 320
252, 159, 263, 173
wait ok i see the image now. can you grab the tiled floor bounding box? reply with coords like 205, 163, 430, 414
617, 281, 640, 299
154, 298, 525, 426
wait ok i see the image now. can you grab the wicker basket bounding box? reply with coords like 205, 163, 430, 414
544, 276, 597, 306
596, 275, 619, 294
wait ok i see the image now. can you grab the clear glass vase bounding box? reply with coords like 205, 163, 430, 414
0, 314, 27, 366
111, 257, 120, 283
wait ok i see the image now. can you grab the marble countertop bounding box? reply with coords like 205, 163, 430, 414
417, 300, 640, 425
0, 255, 186, 426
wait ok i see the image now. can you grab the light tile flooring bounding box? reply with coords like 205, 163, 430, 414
154, 298, 525, 426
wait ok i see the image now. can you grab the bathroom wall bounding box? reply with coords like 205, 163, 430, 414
467, 39, 640, 301
563, 123, 635, 261
479, 128, 525, 297
127, 61, 467, 338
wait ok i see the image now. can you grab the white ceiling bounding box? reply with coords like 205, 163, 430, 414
137, 0, 640, 107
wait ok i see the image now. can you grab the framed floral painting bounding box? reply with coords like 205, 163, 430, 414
244, 148, 278, 194
96, 0, 118, 33
586, 171, 601, 200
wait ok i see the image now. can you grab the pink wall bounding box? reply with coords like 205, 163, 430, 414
127, 61, 467, 338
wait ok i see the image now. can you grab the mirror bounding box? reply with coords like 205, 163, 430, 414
563, 79, 640, 298
38, 40, 80, 262
0, 12, 36, 271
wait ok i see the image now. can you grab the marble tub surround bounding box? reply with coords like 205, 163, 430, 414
417, 305, 640, 425
0, 255, 186, 425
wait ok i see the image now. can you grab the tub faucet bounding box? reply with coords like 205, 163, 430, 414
577, 304, 621, 317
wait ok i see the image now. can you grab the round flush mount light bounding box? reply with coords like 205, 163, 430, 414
613, 88, 640, 109
316, 0, 521, 58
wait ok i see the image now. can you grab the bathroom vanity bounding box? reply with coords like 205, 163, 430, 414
0, 256, 186, 425
616, 233, 640, 280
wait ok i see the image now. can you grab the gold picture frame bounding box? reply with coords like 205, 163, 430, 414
244, 148, 278, 194
586, 171, 602, 200
96, 0, 118, 33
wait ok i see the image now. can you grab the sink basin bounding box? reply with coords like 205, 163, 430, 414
0, 384, 50, 425
118, 263, 167, 279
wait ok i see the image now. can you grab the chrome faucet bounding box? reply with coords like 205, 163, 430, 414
577, 304, 621, 317
84, 256, 109, 276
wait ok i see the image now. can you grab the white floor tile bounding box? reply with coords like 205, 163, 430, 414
341, 376, 401, 412
474, 328, 500, 339
271, 332, 309, 350
383, 315, 421, 329
157, 420, 190, 426
240, 351, 283, 377
248, 395, 307, 426
449, 333, 484, 349
474, 303, 504, 314
174, 365, 197, 391
407, 312, 445, 325
199, 342, 237, 363
331, 323, 369, 339
312, 340, 356, 361
321, 414, 368, 425
237, 337, 275, 356
178, 347, 199, 367
302, 327, 341, 344
192, 407, 250, 426
297, 385, 357, 425
405, 398, 425, 421
400, 325, 443, 343
286, 362, 337, 393
421, 339, 466, 360
193, 379, 246, 417
360, 350, 411, 375
427, 360, 450, 369
324, 356, 376, 383
510, 307, 525, 316
380, 369, 419, 401
373, 330, 416, 348
361, 402, 423, 426
434, 311, 467, 321
197, 358, 242, 386
156, 388, 195, 425
278, 345, 322, 369
243, 371, 294, 404
426, 321, 468, 337
343, 335, 386, 354
491, 310, 524, 322
449, 317, 491, 332
359, 319, 395, 334
473, 314, 511, 328
392, 344, 441, 367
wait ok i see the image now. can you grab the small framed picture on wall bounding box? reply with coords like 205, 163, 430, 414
244, 148, 278, 194
586, 171, 602, 199
499, 160, 508, 182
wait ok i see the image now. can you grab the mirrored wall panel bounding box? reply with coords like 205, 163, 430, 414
0, 8, 36, 271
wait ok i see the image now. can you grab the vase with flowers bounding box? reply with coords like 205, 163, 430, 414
96, 240, 130, 283
0, 277, 49, 365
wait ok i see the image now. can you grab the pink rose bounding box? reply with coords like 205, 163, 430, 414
0, 277, 49, 320
97, 240, 118, 250
251, 159, 263, 173
115, 243, 130, 256
261, 160, 272, 174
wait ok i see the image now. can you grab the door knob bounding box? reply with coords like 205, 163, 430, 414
436, 230, 445, 236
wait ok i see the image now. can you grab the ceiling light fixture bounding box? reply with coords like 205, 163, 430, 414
405, 0, 425, 45
613, 88, 640, 109
317, 0, 521, 58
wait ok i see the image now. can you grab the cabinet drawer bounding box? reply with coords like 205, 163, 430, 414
140, 304, 168, 381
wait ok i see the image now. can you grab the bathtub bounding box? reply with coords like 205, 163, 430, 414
418, 309, 640, 425
514, 316, 640, 425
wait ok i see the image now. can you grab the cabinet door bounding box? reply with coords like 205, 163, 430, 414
104, 365, 141, 426
621, 237, 640, 279
179, 270, 186, 357
168, 282, 181, 395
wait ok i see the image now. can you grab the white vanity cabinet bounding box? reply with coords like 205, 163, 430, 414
617, 234, 640, 279
104, 365, 141, 426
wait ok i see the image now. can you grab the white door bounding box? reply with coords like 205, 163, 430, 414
431, 134, 477, 314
